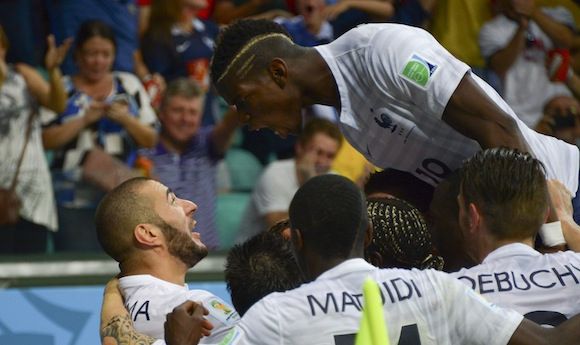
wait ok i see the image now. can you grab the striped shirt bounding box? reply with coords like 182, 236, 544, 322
138, 126, 222, 249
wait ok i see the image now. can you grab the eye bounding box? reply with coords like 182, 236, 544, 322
170, 194, 177, 205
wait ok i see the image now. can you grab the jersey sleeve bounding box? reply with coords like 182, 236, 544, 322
219, 298, 282, 345
434, 271, 524, 345
366, 26, 470, 120
192, 291, 240, 344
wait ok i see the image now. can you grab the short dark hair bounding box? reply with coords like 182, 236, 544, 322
0, 25, 9, 52
74, 19, 117, 54
460, 147, 548, 240
225, 231, 304, 316
366, 197, 443, 270
289, 174, 368, 258
160, 78, 204, 110
298, 118, 343, 149
211, 19, 292, 85
95, 177, 156, 262
364, 169, 435, 212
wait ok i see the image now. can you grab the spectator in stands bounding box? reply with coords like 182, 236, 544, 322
42, 20, 157, 251
479, 0, 575, 128
366, 197, 444, 270
46, 0, 144, 74
236, 118, 342, 244
450, 147, 580, 326
213, 0, 294, 25
137, 78, 239, 250
225, 229, 305, 316
0, 25, 70, 254
389, 0, 437, 28
142, 0, 220, 125
96, 177, 239, 343
535, 95, 580, 145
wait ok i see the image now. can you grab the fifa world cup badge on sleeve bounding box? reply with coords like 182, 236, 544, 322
207, 298, 240, 325
401, 54, 438, 88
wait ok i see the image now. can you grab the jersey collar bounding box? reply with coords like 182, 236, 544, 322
315, 258, 376, 282
482, 243, 541, 264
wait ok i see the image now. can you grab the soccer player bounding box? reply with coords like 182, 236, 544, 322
210, 19, 579, 212
161, 175, 580, 345
450, 147, 580, 326
97, 177, 239, 344
225, 229, 305, 316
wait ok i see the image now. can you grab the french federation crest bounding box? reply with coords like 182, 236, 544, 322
401, 54, 438, 87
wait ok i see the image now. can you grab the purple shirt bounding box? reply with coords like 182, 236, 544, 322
139, 127, 221, 249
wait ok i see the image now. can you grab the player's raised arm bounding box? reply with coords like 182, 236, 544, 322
441, 73, 528, 152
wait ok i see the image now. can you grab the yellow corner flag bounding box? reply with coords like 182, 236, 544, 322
355, 277, 390, 345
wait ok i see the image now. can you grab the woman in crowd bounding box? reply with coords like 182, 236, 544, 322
42, 20, 157, 251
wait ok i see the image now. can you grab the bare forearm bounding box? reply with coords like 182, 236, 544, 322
118, 115, 157, 148
47, 68, 67, 113
343, 0, 394, 20
42, 116, 87, 150
101, 314, 156, 345
531, 9, 574, 48
211, 109, 239, 155
566, 73, 580, 99
561, 219, 580, 252
489, 25, 527, 78
214, 1, 262, 24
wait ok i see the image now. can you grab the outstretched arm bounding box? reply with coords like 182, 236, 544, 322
441, 73, 529, 151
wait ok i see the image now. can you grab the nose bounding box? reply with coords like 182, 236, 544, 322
180, 199, 197, 215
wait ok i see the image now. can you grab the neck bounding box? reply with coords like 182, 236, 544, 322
120, 253, 187, 286
294, 48, 340, 109
160, 130, 190, 154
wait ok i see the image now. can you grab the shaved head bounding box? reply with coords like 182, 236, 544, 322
95, 178, 160, 262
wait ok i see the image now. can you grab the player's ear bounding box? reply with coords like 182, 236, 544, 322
291, 227, 304, 252
134, 223, 162, 246
268, 58, 288, 88
468, 203, 481, 233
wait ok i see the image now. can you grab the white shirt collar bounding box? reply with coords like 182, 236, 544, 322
119, 274, 188, 291
482, 243, 541, 264
315, 258, 375, 281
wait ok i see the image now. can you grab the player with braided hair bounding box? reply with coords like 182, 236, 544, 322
366, 197, 443, 270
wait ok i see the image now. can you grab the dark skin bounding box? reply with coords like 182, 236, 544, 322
218, 44, 529, 152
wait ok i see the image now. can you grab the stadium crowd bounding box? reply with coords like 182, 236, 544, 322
2, 0, 580, 344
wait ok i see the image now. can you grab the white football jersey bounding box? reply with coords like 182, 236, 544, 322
451, 243, 580, 326
219, 259, 523, 345
314, 24, 578, 195
119, 275, 239, 344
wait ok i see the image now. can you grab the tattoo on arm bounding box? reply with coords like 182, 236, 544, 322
101, 314, 156, 345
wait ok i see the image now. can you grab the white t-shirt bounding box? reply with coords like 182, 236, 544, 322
479, 7, 574, 128
119, 275, 239, 344
0, 68, 57, 230
219, 259, 523, 345
450, 243, 580, 326
314, 23, 579, 195
236, 158, 298, 243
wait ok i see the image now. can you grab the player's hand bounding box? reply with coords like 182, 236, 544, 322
547, 179, 574, 221
44, 35, 73, 71
164, 301, 214, 345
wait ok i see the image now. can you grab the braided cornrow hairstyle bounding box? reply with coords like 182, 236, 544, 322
367, 197, 443, 270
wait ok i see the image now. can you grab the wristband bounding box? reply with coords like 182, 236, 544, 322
539, 221, 566, 247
